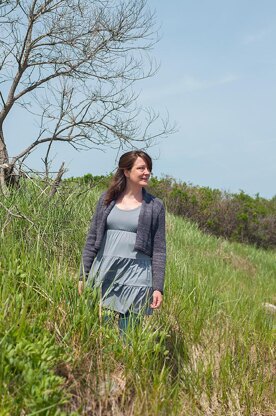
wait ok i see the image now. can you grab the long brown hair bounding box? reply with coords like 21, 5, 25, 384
104, 150, 152, 205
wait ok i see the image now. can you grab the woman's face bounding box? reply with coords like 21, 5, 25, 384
124, 156, 151, 187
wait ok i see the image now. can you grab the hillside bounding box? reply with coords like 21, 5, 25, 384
0, 182, 275, 415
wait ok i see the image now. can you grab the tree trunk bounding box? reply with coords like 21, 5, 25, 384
0, 127, 9, 194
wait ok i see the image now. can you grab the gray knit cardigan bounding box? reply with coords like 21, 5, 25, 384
80, 188, 166, 293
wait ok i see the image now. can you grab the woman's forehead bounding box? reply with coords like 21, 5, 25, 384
133, 156, 147, 166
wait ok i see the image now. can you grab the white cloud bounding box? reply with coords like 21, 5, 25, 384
242, 28, 271, 45
141, 73, 239, 101
181, 73, 239, 91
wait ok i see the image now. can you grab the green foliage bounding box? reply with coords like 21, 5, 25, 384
0, 331, 67, 414
64, 173, 112, 189
0, 179, 275, 415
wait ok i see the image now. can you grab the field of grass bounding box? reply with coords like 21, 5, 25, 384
0, 181, 275, 415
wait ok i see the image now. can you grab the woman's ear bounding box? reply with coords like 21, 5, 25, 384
123, 169, 130, 178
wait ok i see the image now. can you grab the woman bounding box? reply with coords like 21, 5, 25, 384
79, 150, 166, 336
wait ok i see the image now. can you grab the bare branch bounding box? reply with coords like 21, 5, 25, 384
49, 161, 65, 197
0, 91, 5, 107
41, 140, 54, 178
0, 200, 37, 229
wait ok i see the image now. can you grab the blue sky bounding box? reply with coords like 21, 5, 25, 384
6, 0, 276, 198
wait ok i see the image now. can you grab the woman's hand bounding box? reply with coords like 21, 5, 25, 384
150, 290, 163, 309
78, 281, 84, 295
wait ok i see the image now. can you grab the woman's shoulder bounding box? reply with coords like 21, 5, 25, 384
99, 190, 107, 200
153, 197, 165, 216
144, 189, 165, 210
94, 190, 108, 209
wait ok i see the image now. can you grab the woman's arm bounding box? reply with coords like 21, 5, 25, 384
79, 193, 105, 281
151, 203, 166, 294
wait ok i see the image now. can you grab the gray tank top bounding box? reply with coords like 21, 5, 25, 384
106, 204, 141, 233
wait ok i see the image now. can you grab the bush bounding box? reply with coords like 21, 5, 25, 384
146, 176, 276, 249
0, 330, 68, 414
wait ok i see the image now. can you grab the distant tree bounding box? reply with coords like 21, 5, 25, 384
0, 0, 171, 190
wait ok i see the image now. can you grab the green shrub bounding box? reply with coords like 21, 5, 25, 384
146, 176, 275, 249
0, 330, 68, 414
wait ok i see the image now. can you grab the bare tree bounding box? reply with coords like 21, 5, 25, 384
0, 0, 172, 190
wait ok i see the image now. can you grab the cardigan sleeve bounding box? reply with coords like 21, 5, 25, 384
151, 203, 166, 293
79, 193, 105, 280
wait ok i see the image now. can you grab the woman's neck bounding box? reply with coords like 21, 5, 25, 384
122, 184, 143, 202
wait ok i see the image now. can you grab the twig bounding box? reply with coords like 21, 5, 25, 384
0, 200, 37, 229
22, 280, 67, 318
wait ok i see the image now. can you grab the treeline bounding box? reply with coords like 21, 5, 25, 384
65, 174, 276, 249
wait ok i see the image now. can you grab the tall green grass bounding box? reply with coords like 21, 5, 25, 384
0, 181, 275, 415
